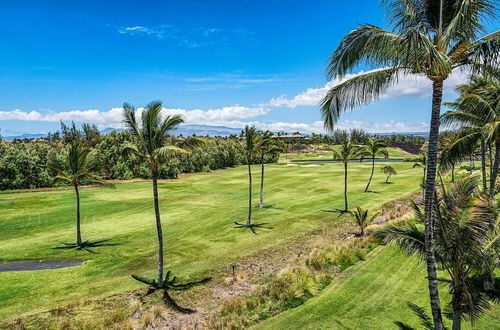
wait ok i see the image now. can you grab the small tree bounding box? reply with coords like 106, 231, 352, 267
381, 165, 397, 183
55, 141, 114, 250
349, 206, 379, 236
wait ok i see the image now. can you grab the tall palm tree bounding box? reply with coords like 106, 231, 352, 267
441, 76, 500, 195
55, 141, 114, 248
413, 152, 428, 201
121, 102, 209, 312
349, 206, 379, 236
378, 177, 498, 330
255, 131, 284, 208
362, 138, 389, 192
332, 139, 365, 213
234, 126, 270, 233
320, 2, 499, 327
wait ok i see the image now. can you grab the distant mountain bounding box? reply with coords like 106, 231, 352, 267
3, 133, 47, 141
3, 125, 430, 140
100, 124, 242, 137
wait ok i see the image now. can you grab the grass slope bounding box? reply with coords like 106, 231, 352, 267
256, 246, 500, 330
0, 162, 420, 319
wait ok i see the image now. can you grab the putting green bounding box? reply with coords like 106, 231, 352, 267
0, 162, 420, 319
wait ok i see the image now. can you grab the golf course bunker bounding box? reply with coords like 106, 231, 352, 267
0, 259, 85, 272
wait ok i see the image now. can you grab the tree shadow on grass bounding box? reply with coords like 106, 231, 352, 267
233, 222, 273, 234
321, 209, 349, 217
52, 239, 120, 254
133, 271, 211, 314
256, 204, 283, 210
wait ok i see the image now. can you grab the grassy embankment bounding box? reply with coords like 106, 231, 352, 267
256, 246, 500, 329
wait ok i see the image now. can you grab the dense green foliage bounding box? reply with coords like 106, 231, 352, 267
0, 129, 279, 191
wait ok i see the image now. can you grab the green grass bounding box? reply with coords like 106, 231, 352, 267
255, 246, 500, 330
0, 162, 420, 319
281, 146, 411, 161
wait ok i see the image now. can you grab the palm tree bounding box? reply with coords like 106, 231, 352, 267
332, 139, 365, 213
55, 141, 114, 249
255, 131, 284, 208
378, 177, 498, 330
234, 126, 270, 233
121, 101, 208, 312
362, 138, 389, 192
349, 206, 379, 236
381, 165, 398, 183
441, 76, 500, 195
320, 2, 499, 327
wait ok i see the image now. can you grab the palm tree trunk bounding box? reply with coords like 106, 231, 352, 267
451, 163, 455, 183
74, 183, 82, 245
151, 170, 164, 288
365, 157, 375, 192
481, 139, 487, 192
489, 140, 500, 196
451, 282, 464, 330
247, 159, 252, 226
344, 161, 348, 212
423, 80, 445, 330
259, 155, 264, 208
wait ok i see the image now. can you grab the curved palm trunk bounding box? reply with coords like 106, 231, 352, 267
247, 159, 252, 226
343, 161, 348, 212
259, 155, 265, 208
151, 171, 164, 288
481, 139, 487, 192
489, 140, 500, 196
74, 183, 82, 245
424, 80, 445, 330
365, 157, 375, 192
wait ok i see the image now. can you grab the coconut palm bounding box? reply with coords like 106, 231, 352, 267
255, 131, 284, 208
381, 165, 398, 183
362, 138, 389, 192
121, 101, 209, 313
378, 177, 499, 330
54, 141, 114, 250
332, 139, 365, 213
349, 206, 379, 236
441, 76, 500, 195
320, 2, 499, 326
234, 126, 270, 233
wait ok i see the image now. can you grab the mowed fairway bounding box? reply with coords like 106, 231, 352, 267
0, 162, 420, 319
256, 247, 500, 329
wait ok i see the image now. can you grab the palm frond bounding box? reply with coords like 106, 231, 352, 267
320, 68, 404, 130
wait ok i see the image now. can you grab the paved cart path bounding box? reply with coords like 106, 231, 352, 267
0, 260, 85, 272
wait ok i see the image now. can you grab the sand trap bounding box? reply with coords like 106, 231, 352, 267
0, 259, 85, 272
285, 164, 298, 166
300, 164, 320, 167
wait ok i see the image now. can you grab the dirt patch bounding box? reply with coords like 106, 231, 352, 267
0, 259, 85, 272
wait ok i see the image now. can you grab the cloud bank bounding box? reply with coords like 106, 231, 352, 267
265, 69, 469, 108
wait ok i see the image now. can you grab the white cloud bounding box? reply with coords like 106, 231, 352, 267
265, 69, 469, 108
0, 105, 270, 129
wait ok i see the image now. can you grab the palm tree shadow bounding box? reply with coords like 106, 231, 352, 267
321, 209, 349, 217
256, 204, 283, 210
233, 222, 272, 234
53, 239, 120, 254
132, 272, 211, 314
364, 190, 380, 194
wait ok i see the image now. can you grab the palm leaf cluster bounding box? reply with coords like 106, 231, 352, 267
378, 177, 499, 329
440, 76, 500, 195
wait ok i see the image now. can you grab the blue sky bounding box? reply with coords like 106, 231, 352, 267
0, 0, 498, 136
